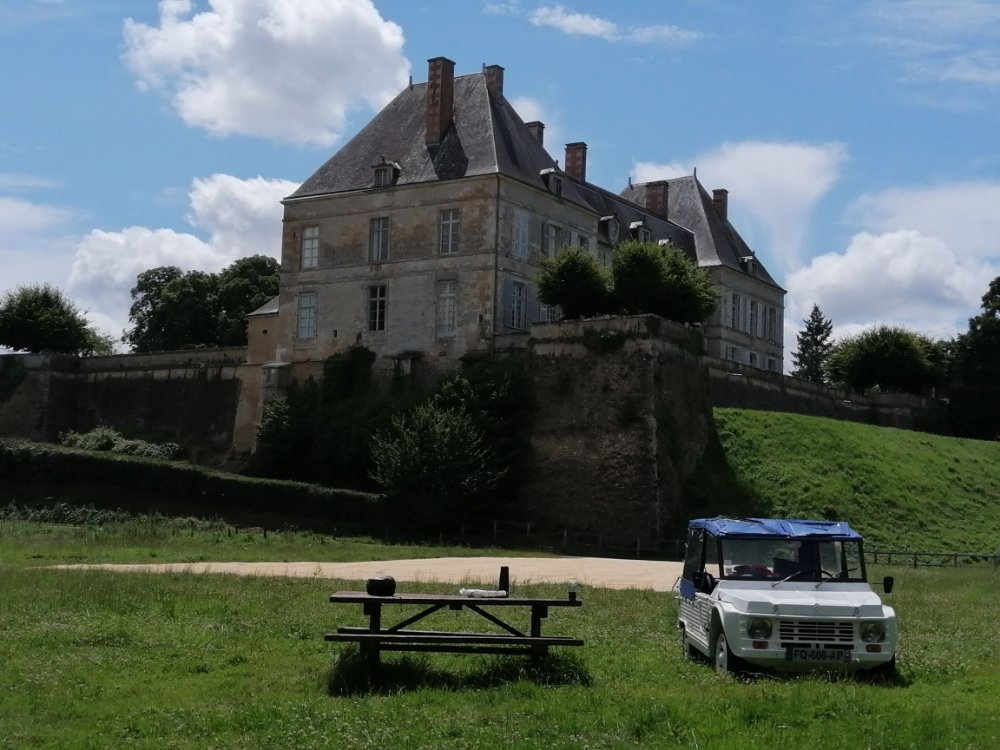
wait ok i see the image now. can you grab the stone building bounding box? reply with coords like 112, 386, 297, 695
242, 56, 785, 447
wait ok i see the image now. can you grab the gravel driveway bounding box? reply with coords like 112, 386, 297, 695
55, 556, 685, 592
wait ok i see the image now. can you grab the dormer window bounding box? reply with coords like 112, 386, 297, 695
601, 215, 620, 245
740, 255, 757, 275
539, 167, 563, 197
372, 159, 400, 188
630, 220, 651, 243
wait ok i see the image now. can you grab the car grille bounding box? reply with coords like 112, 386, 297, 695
779, 620, 854, 643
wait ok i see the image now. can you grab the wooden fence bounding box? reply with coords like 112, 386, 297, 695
867, 550, 1000, 568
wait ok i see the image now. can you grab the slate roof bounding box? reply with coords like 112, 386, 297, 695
289, 72, 560, 199
247, 295, 279, 317
287, 71, 694, 256
621, 177, 785, 291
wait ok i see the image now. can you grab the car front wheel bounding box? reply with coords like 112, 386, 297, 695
713, 632, 733, 674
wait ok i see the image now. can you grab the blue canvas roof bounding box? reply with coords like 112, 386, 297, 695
689, 517, 862, 540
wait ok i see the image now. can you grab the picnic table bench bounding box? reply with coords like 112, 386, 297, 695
326, 588, 583, 678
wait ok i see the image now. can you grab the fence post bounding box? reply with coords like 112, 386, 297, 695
913, 552, 918, 569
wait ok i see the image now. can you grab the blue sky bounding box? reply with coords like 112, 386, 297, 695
3, 0, 1000, 361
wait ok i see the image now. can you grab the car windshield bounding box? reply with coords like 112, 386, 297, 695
717, 537, 865, 582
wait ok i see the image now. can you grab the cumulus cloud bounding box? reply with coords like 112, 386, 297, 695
848, 181, 1000, 259
509, 96, 561, 157
67, 174, 297, 340
634, 140, 848, 272
0, 196, 80, 298
788, 229, 990, 327
0, 196, 75, 232
525, 5, 702, 44
122, 0, 409, 146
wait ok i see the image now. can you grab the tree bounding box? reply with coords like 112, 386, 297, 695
369, 390, 505, 524
826, 324, 943, 395
948, 277, 1000, 439
0, 284, 95, 355
216, 255, 281, 345
610, 240, 718, 323
791, 304, 834, 383
123, 255, 279, 352
536, 246, 613, 319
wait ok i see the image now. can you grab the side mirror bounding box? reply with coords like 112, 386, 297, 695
883, 575, 894, 594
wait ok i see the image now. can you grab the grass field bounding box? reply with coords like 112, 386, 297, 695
2, 515, 997, 750
686, 409, 1000, 551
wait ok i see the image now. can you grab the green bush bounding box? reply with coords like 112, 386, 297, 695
536, 247, 614, 319
370, 391, 504, 525
60, 426, 183, 460
611, 240, 718, 323
0, 438, 378, 526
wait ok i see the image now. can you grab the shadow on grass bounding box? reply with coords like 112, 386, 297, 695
326, 646, 592, 696
728, 663, 911, 689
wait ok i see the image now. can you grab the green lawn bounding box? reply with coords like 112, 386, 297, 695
686, 409, 1000, 551
1, 517, 997, 749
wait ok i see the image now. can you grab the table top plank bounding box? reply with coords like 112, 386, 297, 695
329, 591, 582, 607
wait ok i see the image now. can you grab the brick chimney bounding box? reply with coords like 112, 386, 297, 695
525, 121, 544, 146
425, 56, 455, 145
564, 142, 588, 182
484, 64, 504, 98
643, 181, 669, 218
713, 188, 729, 221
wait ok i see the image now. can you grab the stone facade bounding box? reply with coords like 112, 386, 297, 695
242, 55, 786, 452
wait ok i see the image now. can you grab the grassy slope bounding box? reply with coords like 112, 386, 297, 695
684, 408, 1000, 551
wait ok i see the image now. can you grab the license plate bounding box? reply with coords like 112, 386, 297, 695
785, 647, 852, 664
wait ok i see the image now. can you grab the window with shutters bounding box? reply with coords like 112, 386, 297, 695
439, 209, 460, 255
436, 280, 457, 338
368, 285, 386, 331
509, 281, 526, 330
512, 209, 530, 258
296, 292, 317, 339
300, 226, 319, 269
369, 217, 389, 262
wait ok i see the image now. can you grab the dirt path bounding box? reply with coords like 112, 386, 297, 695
54, 557, 685, 592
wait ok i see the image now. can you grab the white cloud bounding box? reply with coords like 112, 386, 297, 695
483, 1, 521, 17
509, 96, 561, 157
67, 174, 296, 339
861, 0, 1000, 96
0, 196, 80, 298
848, 181, 1000, 259
0, 196, 75, 232
527, 5, 702, 44
634, 140, 848, 272
122, 0, 409, 146
785, 230, 997, 346
868, 0, 1000, 35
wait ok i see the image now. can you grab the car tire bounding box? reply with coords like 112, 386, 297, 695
713, 632, 735, 674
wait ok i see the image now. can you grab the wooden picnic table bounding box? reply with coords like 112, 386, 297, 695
326, 589, 584, 678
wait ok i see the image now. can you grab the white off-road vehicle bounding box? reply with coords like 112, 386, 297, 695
677, 517, 896, 675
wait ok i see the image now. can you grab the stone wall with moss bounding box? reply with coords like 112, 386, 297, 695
521, 316, 713, 542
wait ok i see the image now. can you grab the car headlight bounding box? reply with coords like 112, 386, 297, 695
747, 618, 772, 639
860, 622, 886, 642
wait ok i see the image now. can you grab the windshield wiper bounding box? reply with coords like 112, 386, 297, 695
771, 570, 803, 587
